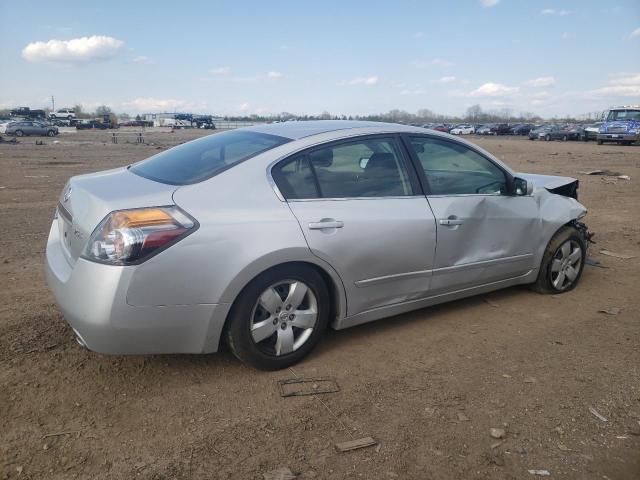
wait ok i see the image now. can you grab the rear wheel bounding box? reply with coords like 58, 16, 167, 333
15, 130, 24, 137
531, 226, 585, 294
545, 134, 551, 141
597, 140, 603, 145
226, 264, 330, 370
47, 130, 55, 137
562, 135, 568, 141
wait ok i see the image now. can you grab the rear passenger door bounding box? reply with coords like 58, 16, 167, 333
271, 135, 437, 315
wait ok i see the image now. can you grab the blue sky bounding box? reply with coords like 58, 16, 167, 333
1, 0, 638, 117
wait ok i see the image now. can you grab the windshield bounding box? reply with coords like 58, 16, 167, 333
130, 130, 291, 185
606, 109, 640, 121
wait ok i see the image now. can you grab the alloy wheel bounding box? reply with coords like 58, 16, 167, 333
550, 240, 582, 291
250, 280, 318, 356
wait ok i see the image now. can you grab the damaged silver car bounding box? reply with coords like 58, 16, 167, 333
46, 121, 591, 370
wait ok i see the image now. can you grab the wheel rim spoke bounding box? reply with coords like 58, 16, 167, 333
568, 248, 581, 264
565, 265, 578, 282
284, 282, 308, 310
551, 259, 562, 273
291, 310, 317, 330
259, 287, 282, 315
251, 318, 277, 343
560, 242, 571, 259
275, 326, 294, 355
553, 271, 566, 289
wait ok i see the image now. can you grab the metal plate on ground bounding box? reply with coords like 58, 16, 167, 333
278, 377, 340, 397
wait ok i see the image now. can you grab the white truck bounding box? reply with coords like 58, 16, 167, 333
597, 105, 640, 145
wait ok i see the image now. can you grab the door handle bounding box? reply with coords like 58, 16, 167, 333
308, 220, 344, 230
439, 216, 464, 226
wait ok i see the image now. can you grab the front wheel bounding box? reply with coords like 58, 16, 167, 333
47, 130, 55, 137
597, 140, 603, 145
226, 264, 330, 370
545, 134, 551, 141
531, 226, 586, 294
15, 130, 24, 137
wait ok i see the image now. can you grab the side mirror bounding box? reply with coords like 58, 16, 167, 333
514, 177, 533, 196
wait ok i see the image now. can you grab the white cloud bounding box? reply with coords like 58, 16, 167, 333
122, 97, 205, 112
267, 71, 283, 79
525, 76, 555, 87
210, 66, 231, 75
591, 73, 640, 97
437, 76, 457, 84
541, 9, 574, 16
411, 58, 454, 68
469, 82, 520, 97
480, 0, 499, 7
22, 35, 124, 65
132, 55, 152, 64
342, 75, 379, 86
413, 32, 425, 39
631, 27, 640, 38
238, 102, 251, 112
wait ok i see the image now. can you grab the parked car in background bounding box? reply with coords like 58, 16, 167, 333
49, 108, 76, 120
76, 120, 110, 130
476, 124, 494, 135
46, 121, 590, 369
529, 125, 555, 140
494, 124, 511, 135
431, 124, 449, 132
510, 124, 533, 135
563, 125, 584, 141
5, 121, 58, 137
583, 122, 603, 142
449, 124, 475, 135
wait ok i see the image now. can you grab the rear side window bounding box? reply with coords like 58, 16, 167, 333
130, 130, 290, 185
272, 137, 414, 199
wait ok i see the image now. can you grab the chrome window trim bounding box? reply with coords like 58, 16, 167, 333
288, 195, 425, 203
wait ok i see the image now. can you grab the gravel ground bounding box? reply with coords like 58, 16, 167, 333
1, 129, 639, 479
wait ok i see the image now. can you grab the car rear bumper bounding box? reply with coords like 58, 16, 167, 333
597, 133, 638, 142
45, 221, 231, 355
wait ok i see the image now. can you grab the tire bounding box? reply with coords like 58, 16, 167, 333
597, 140, 603, 145
15, 130, 24, 137
545, 134, 551, 141
47, 130, 55, 137
226, 264, 330, 370
562, 135, 568, 141
531, 226, 586, 294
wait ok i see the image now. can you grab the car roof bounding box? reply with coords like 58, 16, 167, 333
243, 120, 423, 140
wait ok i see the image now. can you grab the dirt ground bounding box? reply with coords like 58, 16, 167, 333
1, 129, 639, 480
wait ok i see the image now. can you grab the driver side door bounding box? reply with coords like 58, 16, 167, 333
405, 135, 539, 294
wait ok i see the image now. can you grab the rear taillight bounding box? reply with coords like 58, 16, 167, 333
82, 206, 196, 265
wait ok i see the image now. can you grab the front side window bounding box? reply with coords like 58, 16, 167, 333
409, 136, 507, 196
131, 130, 290, 185
272, 137, 414, 199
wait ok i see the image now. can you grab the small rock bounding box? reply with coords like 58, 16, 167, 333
553, 426, 564, 435
558, 443, 570, 451
491, 441, 503, 449
263, 467, 297, 480
490, 428, 506, 439
524, 377, 537, 384
43, 444, 49, 450
457, 412, 469, 422
16, 466, 23, 475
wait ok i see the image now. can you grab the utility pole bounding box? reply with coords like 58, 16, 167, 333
51, 95, 55, 112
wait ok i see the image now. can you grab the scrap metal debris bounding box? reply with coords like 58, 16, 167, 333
335, 436, 377, 452
585, 257, 607, 268
599, 250, 636, 260
589, 407, 608, 422
278, 377, 340, 397
578, 169, 630, 181
598, 307, 621, 316
528, 470, 551, 476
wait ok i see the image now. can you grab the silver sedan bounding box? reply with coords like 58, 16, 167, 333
46, 121, 590, 370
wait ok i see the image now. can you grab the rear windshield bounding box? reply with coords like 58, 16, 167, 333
130, 130, 290, 185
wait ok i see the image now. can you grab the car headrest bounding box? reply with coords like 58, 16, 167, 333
308, 148, 333, 168
365, 152, 396, 171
